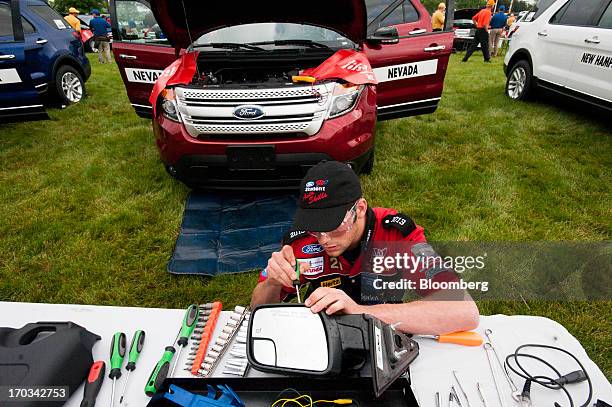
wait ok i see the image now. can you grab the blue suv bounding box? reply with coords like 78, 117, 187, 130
0, 0, 91, 122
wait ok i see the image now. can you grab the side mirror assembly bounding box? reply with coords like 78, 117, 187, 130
246, 304, 419, 397
367, 26, 400, 44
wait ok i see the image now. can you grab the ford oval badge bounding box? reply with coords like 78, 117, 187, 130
233, 105, 265, 120
302, 244, 324, 255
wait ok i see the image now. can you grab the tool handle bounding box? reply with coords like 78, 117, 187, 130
109, 332, 126, 378
177, 304, 199, 346
144, 346, 175, 397
438, 331, 483, 346
126, 330, 145, 370
80, 361, 105, 407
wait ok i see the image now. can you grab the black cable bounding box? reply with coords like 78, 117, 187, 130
505, 344, 593, 407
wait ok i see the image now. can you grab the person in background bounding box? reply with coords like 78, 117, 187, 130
489, 5, 507, 57
431, 3, 446, 32
89, 9, 112, 64
64, 7, 81, 33
462, 0, 494, 63
506, 12, 516, 28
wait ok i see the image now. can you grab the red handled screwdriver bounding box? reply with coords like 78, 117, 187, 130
80, 361, 105, 407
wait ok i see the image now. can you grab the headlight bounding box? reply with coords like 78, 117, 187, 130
160, 89, 181, 122
328, 84, 364, 119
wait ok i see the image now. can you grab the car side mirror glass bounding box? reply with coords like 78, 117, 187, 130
247, 305, 332, 373
367, 26, 399, 44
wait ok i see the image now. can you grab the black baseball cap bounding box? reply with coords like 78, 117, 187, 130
293, 161, 362, 232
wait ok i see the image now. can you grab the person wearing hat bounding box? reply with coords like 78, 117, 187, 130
431, 3, 446, 32
251, 161, 479, 335
462, 0, 495, 62
489, 5, 508, 57
64, 7, 81, 33
89, 9, 112, 64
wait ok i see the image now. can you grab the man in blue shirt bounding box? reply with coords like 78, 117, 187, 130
89, 9, 112, 64
488, 5, 507, 57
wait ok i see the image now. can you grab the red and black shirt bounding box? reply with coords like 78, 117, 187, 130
259, 207, 458, 304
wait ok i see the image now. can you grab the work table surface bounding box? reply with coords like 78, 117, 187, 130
0, 301, 610, 406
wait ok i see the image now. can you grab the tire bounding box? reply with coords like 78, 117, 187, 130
88, 38, 97, 53
505, 60, 533, 100
361, 149, 375, 174
54, 65, 85, 105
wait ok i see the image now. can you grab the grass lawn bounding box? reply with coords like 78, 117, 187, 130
0, 53, 610, 377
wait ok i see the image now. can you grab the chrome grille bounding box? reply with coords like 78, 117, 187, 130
175, 84, 333, 138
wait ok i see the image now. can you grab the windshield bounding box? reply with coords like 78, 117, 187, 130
194, 23, 356, 50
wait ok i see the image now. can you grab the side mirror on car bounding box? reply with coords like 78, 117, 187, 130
367, 26, 400, 45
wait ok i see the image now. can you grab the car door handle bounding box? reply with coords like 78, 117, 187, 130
119, 54, 138, 60
409, 28, 427, 35
424, 45, 446, 52
537, 31, 548, 36
36, 38, 48, 45
584, 37, 600, 44
0, 54, 16, 60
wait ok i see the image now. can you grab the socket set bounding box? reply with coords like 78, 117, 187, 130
186, 305, 250, 378
185, 302, 222, 376
220, 306, 250, 377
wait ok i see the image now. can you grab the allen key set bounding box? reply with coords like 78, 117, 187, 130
184, 304, 250, 378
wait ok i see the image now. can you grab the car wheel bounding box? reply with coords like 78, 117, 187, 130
88, 38, 97, 52
54, 65, 85, 104
506, 60, 533, 100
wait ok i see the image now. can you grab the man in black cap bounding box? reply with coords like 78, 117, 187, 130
251, 161, 479, 334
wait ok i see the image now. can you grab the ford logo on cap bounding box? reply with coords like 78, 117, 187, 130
302, 244, 324, 254
233, 105, 265, 120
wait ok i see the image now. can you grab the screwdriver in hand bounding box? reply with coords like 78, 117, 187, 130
293, 261, 301, 303
108, 332, 126, 407
170, 304, 199, 376
118, 330, 145, 404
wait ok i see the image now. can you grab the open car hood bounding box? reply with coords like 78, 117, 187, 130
150, 0, 367, 50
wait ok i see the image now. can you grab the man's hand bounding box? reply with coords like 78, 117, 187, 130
305, 287, 365, 315
265, 245, 309, 288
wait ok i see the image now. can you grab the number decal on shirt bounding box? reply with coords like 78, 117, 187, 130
330, 257, 343, 271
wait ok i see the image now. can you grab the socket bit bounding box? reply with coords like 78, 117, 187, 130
234, 306, 246, 314
223, 370, 243, 376
230, 351, 246, 358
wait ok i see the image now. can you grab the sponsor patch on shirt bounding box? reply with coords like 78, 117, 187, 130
373, 59, 438, 83
320, 277, 341, 288
302, 243, 324, 255
299, 256, 324, 276
125, 68, 164, 84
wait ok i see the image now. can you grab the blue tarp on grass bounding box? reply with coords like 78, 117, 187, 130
167, 191, 298, 276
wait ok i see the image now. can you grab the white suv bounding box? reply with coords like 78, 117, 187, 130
504, 0, 611, 110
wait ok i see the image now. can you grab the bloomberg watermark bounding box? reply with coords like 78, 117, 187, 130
359, 241, 611, 303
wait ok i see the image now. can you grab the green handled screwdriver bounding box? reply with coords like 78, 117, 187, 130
144, 346, 175, 397
108, 332, 126, 407
293, 261, 301, 303
144, 304, 199, 397
170, 304, 199, 376
118, 330, 145, 404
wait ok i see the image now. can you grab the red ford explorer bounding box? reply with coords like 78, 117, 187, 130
110, 0, 454, 188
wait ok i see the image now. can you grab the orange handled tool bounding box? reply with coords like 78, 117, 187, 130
419, 331, 483, 346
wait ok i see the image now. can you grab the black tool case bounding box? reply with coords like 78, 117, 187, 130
0, 321, 100, 407
147, 376, 419, 407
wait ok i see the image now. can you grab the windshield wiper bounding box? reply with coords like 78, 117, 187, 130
247, 39, 333, 51
194, 42, 265, 51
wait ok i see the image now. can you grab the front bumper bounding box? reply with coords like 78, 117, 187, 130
154, 85, 377, 189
